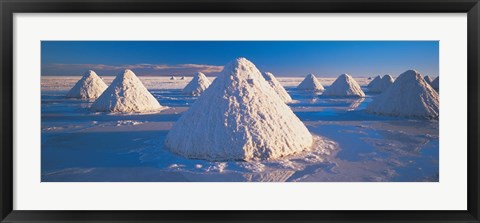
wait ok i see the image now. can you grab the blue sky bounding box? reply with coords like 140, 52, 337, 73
41, 41, 439, 77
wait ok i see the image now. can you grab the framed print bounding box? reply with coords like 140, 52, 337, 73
1, 0, 479, 222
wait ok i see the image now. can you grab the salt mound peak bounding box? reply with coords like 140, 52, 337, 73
431, 76, 439, 91
297, 74, 325, 91
66, 70, 107, 99
366, 69, 439, 119
323, 74, 365, 97
367, 75, 381, 87
369, 74, 394, 93
183, 72, 211, 96
91, 69, 163, 113
424, 75, 433, 85
262, 72, 292, 103
165, 57, 313, 161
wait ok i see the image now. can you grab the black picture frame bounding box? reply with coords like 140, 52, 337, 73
1, 0, 479, 222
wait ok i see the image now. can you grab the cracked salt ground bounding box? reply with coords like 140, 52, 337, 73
41, 76, 438, 182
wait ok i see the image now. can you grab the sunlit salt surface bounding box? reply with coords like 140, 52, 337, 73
41, 76, 438, 182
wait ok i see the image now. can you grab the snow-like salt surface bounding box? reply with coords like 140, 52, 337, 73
91, 69, 164, 113
41, 74, 439, 182
323, 74, 365, 97
165, 58, 314, 161
369, 75, 394, 93
431, 76, 439, 91
366, 70, 439, 119
66, 70, 107, 99
182, 72, 211, 96
262, 72, 292, 103
297, 74, 325, 91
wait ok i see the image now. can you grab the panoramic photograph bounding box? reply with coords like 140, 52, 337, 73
41, 41, 439, 182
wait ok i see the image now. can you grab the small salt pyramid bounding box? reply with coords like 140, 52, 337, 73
183, 72, 211, 96
180, 76, 186, 80
366, 70, 439, 119
369, 74, 394, 93
165, 58, 313, 161
367, 75, 381, 88
66, 70, 107, 99
431, 76, 439, 91
297, 74, 325, 91
91, 69, 163, 113
323, 74, 365, 97
424, 75, 433, 85
170, 76, 176, 80
262, 72, 292, 103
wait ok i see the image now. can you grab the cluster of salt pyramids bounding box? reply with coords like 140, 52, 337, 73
296, 73, 365, 97
366, 71, 439, 119
67, 70, 214, 112
66, 58, 439, 161
67, 69, 164, 113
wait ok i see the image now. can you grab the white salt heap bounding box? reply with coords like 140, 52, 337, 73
262, 72, 292, 103
369, 74, 394, 93
297, 74, 325, 91
424, 75, 433, 85
170, 76, 176, 80
182, 72, 211, 96
431, 77, 439, 91
323, 74, 365, 97
366, 70, 439, 119
367, 75, 381, 87
66, 70, 107, 99
91, 69, 163, 113
180, 76, 186, 80
165, 58, 313, 161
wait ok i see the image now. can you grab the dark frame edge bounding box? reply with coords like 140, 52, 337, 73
1, 0, 479, 223
0, 0, 14, 222
468, 1, 480, 222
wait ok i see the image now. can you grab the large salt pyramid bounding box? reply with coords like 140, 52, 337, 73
66, 70, 107, 99
165, 58, 313, 161
297, 74, 325, 91
369, 74, 394, 93
431, 76, 439, 91
424, 75, 433, 85
91, 69, 163, 113
262, 72, 292, 103
366, 70, 439, 119
323, 74, 365, 97
183, 72, 211, 96
367, 75, 381, 88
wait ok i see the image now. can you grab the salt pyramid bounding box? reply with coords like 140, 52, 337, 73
262, 72, 292, 103
66, 70, 107, 99
424, 75, 433, 85
367, 75, 381, 88
91, 69, 163, 113
366, 70, 439, 119
431, 76, 439, 91
369, 74, 394, 93
182, 72, 211, 96
297, 74, 325, 91
180, 76, 186, 80
323, 74, 365, 97
165, 58, 313, 161
170, 76, 176, 80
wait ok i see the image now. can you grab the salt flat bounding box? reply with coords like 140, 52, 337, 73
41, 76, 438, 182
